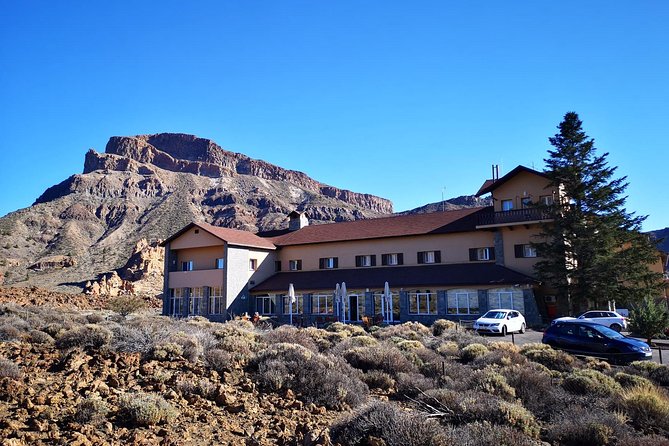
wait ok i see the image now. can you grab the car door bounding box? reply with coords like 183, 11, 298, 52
509, 311, 522, 332
575, 325, 608, 356
553, 323, 582, 351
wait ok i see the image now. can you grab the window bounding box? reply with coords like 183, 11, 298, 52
256, 295, 275, 315
418, 250, 440, 264
289, 259, 302, 271
283, 293, 303, 315
521, 197, 532, 208
209, 286, 224, 315
469, 247, 495, 261
355, 255, 376, 267
408, 291, 437, 315
319, 257, 338, 269
488, 288, 524, 313
312, 294, 334, 314
249, 258, 258, 271
514, 244, 537, 258
540, 195, 554, 206
275, 261, 281, 272
169, 288, 185, 316
501, 199, 514, 211
181, 261, 193, 271
189, 287, 205, 315
382, 253, 403, 266
215, 258, 225, 269
447, 289, 479, 315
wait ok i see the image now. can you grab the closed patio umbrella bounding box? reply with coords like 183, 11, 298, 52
384, 281, 391, 323
288, 283, 296, 325
334, 283, 340, 320
340, 282, 347, 323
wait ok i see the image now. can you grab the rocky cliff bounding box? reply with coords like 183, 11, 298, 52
0, 133, 392, 294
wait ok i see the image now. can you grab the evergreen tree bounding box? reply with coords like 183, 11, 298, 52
629, 296, 669, 345
534, 112, 663, 314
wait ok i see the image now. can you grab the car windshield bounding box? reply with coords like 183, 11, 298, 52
593, 325, 624, 339
482, 311, 506, 319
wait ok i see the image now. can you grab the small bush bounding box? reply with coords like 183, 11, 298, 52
460, 343, 489, 363
176, 377, 217, 400
327, 322, 367, 337
397, 340, 424, 351
374, 322, 431, 342
0, 324, 21, 341
342, 344, 416, 376
562, 369, 622, 396
395, 372, 437, 398
55, 324, 112, 350
151, 342, 184, 361
107, 296, 147, 317
330, 400, 448, 446
522, 346, 577, 372
362, 370, 395, 391
75, 397, 109, 425
28, 329, 54, 344
0, 359, 21, 379
469, 367, 516, 401
85, 313, 105, 324
615, 385, 669, 434
118, 392, 177, 427
435, 341, 459, 357
431, 319, 457, 336
618, 434, 669, 446
615, 372, 654, 389
545, 405, 631, 446
204, 348, 234, 373
503, 363, 569, 420
445, 421, 544, 446
262, 325, 318, 352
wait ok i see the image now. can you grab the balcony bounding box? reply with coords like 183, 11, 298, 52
477, 208, 552, 228
168, 269, 225, 288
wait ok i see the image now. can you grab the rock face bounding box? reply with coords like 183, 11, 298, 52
0, 133, 392, 294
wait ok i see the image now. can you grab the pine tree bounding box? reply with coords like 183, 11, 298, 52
534, 112, 663, 314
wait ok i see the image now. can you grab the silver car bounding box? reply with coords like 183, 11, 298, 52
552, 310, 627, 332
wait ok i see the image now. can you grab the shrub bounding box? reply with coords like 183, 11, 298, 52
0, 359, 21, 380
330, 400, 448, 446
562, 369, 622, 396
261, 325, 318, 352
204, 348, 234, 373
151, 342, 184, 361
362, 370, 395, 391
176, 377, 217, 400
396, 340, 424, 351
615, 385, 669, 434
460, 343, 489, 363
373, 322, 431, 342
342, 344, 416, 376
395, 372, 437, 398
503, 363, 569, 420
107, 296, 147, 317
469, 367, 516, 401
431, 319, 457, 336
435, 341, 459, 357
28, 329, 54, 345
327, 322, 367, 337
55, 324, 112, 350
545, 405, 631, 446
445, 421, 544, 446
85, 313, 105, 324
614, 372, 654, 389
168, 331, 203, 362
618, 434, 669, 446
473, 348, 527, 368
0, 324, 21, 341
118, 392, 178, 427
251, 343, 368, 409
522, 346, 577, 372
75, 397, 109, 425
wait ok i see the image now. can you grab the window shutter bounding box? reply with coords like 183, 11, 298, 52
371, 255, 377, 266
514, 244, 523, 258
297, 260, 302, 270
434, 251, 441, 263
319, 258, 325, 269
489, 247, 496, 260
469, 248, 477, 261
417, 252, 424, 264
381, 254, 388, 266
355, 256, 362, 267
398, 253, 404, 265
333, 257, 338, 268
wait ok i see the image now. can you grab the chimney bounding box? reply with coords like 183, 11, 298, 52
288, 211, 309, 231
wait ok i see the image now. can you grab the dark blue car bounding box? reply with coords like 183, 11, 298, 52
542, 320, 652, 364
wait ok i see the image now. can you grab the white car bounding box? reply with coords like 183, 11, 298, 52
551, 310, 627, 332
473, 309, 526, 336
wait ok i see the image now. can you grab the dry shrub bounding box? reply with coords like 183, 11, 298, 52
373, 322, 431, 342
435, 340, 459, 357
627, 361, 669, 387
438, 327, 486, 348
431, 319, 457, 336
362, 370, 395, 391
85, 313, 105, 324
204, 348, 234, 373
107, 296, 147, 317
176, 377, 217, 400
0, 359, 21, 380
460, 343, 489, 363
583, 356, 612, 372
469, 367, 516, 401
330, 400, 448, 446
503, 363, 568, 420
327, 322, 367, 337
55, 324, 112, 350
262, 325, 318, 352
251, 342, 368, 409
41, 322, 71, 339
395, 372, 437, 398
118, 392, 177, 427
166, 331, 203, 362
473, 348, 527, 368
445, 421, 544, 446
615, 385, 669, 434
618, 434, 669, 446
614, 372, 654, 389
562, 369, 622, 397
544, 405, 631, 446
342, 343, 416, 376
397, 339, 425, 351
414, 347, 448, 379
522, 346, 577, 372
0, 324, 22, 341
328, 334, 379, 356
151, 342, 184, 361
28, 329, 54, 344
75, 397, 109, 425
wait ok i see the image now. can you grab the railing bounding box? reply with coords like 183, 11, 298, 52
477, 208, 552, 226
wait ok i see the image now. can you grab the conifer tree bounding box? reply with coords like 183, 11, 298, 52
534, 112, 663, 314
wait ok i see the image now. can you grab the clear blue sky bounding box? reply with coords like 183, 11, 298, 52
1, 1, 667, 231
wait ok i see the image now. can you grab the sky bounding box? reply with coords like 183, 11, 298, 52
1, 1, 667, 231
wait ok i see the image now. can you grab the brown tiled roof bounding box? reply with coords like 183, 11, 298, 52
270, 207, 490, 246
161, 222, 276, 250
476, 165, 549, 197
250, 263, 538, 292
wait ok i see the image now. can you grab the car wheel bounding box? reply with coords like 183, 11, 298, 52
610, 323, 622, 332
501, 325, 507, 336
519, 323, 526, 334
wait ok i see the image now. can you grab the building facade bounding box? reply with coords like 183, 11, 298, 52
162, 166, 557, 326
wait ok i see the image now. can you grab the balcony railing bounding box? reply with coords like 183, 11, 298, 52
477, 208, 552, 226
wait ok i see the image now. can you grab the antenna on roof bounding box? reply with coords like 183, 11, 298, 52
491, 164, 499, 182
441, 187, 446, 212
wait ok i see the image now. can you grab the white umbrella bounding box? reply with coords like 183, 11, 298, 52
334, 283, 340, 319
288, 283, 296, 325
340, 282, 347, 323
383, 281, 390, 323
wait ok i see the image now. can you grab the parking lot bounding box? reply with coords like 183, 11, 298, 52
487, 329, 668, 365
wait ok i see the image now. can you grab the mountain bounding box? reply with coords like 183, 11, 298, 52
399, 195, 492, 215
0, 133, 392, 293
649, 227, 669, 253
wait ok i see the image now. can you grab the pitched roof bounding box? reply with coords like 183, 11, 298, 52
476, 165, 550, 197
161, 222, 276, 250
270, 207, 490, 246
250, 263, 538, 292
